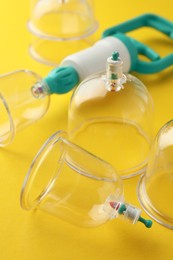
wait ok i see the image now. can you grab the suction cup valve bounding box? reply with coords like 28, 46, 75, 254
138, 120, 173, 229
28, 0, 98, 65
68, 52, 154, 179
21, 130, 152, 228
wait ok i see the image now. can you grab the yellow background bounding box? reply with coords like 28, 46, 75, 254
0, 1, 173, 259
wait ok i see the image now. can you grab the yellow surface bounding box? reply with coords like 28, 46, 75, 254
0, 1, 173, 259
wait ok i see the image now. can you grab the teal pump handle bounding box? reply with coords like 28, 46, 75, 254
42, 14, 173, 95
103, 14, 173, 74
103, 14, 173, 38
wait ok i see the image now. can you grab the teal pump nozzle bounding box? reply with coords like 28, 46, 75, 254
32, 14, 173, 97
31, 66, 79, 98
43, 66, 79, 94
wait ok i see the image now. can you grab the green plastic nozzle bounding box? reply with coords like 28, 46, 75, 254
118, 203, 153, 228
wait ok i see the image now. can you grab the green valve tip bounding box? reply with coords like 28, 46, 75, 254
112, 51, 119, 61
138, 216, 153, 228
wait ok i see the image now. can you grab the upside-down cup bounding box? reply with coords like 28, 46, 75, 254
28, 0, 98, 65
68, 52, 154, 179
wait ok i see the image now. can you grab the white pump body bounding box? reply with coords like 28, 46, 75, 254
61, 37, 131, 80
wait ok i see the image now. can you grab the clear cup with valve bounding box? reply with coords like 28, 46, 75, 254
68, 52, 154, 179
20, 130, 152, 228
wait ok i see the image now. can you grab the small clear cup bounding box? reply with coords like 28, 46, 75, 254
138, 120, 173, 229
28, 0, 98, 65
0, 70, 50, 146
21, 131, 152, 228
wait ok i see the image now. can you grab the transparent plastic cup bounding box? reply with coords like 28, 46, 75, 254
21, 131, 152, 228
138, 120, 173, 229
0, 70, 50, 146
28, 0, 98, 65
68, 53, 154, 179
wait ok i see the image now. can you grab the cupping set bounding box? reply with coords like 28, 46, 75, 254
1, 1, 173, 230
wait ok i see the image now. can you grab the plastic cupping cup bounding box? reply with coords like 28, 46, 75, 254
21, 131, 152, 228
68, 52, 154, 179
28, 0, 98, 65
138, 120, 173, 229
0, 70, 49, 146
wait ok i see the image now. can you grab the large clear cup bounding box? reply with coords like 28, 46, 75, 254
68, 57, 154, 179
138, 120, 173, 229
21, 130, 152, 228
28, 0, 98, 65
20, 131, 123, 227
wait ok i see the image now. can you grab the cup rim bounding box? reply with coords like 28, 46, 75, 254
27, 20, 99, 41
28, 37, 93, 66
137, 174, 173, 229
0, 93, 15, 146
20, 130, 67, 211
